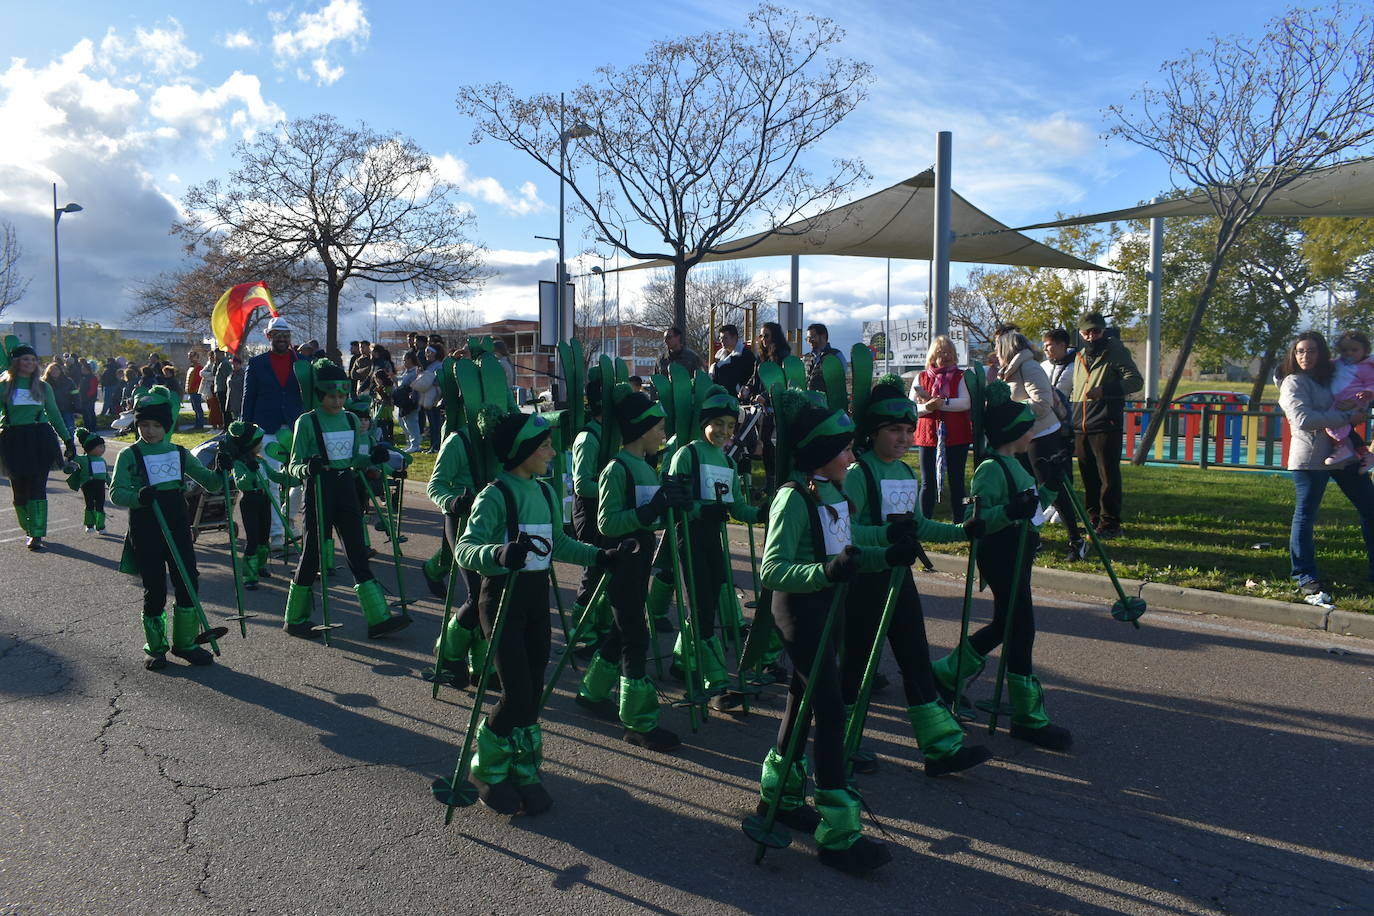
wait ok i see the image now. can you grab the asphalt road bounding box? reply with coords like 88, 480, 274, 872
2, 473, 1372, 915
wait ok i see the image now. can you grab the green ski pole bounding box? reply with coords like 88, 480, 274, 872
219, 469, 256, 637
421, 516, 468, 699
539, 568, 616, 712
1059, 475, 1145, 626
950, 497, 982, 721
546, 561, 575, 656
665, 505, 707, 729
310, 474, 343, 645
356, 468, 410, 617
149, 500, 229, 654
842, 564, 905, 770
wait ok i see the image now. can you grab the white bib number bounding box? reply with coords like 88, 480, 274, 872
143, 452, 181, 486
321, 429, 353, 462
519, 523, 554, 570
10, 386, 39, 407
820, 501, 851, 557
699, 464, 734, 503
880, 478, 917, 517
634, 485, 660, 508
90, 459, 107, 477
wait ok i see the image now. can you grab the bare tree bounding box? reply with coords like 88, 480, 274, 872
457, 4, 871, 333
0, 219, 30, 316
128, 236, 327, 353
637, 263, 776, 355
179, 114, 488, 353
1107, 4, 1374, 461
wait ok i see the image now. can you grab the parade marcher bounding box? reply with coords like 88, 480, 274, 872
0, 337, 74, 551
223, 421, 291, 591
569, 374, 615, 653
110, 386, 224, 670
424, 411, 486, 688
576, 385, 691, 753
64, 426, 110, 533
754, 387, 896, 873
453, 407, 632, 814
283, 359, 410, 639
932, 382, 1073, 751
661, 384, 764, 707
841, 373, 992, 776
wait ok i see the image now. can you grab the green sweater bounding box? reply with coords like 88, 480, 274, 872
0, 378, 70, 440
843, 451, 963, 546
571, 420, 602, 498
65, 453, 110, 490
666, 438, 761, 524
287, 409, 371, 482
232, 457, 291, 493
597, 449, 667, 538
110, 439, 222, 507
760, 477, 886, 594
970, 453, 1052, 535
427, 430, 476, 510
455, 472, 598, 577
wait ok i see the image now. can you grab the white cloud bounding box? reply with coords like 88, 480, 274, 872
98, 20, 200, 80
222, 31, 257, 51
431, 154, 546, 216
271, 0, 370, 86
149, 72, 285, 145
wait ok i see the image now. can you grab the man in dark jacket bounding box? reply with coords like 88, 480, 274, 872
241, 317, 303, 435
1070, 312, 1143, 538
804, 322, 846, 391
709, 324, 756, 396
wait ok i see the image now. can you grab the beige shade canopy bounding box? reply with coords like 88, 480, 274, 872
620, 168, 1110, 272
1014, 157, 1374, 230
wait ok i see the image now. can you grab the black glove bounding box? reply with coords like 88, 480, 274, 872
884, 536, 919, 568
962, 517, 986, 540
823, 545, 861, 583
699, 502, 730, 526
1006, 489, 1039, 521
62, 460, 79, 475
137, 485, 158, 508
495, 538, 532, 570
306, 455, 327, 477
635, 487, 671, 525
446, 492, 475, 516
370, 444, 390, 464
595, 537, 639, 569
63, 441, 76, 462
212, 450, 234, 472
662, 478, 693, 509
885, 516, 917, 543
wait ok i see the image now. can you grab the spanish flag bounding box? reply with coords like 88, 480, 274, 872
211, 282, 278, 354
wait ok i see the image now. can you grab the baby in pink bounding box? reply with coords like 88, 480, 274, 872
1325, 332, 1374, 469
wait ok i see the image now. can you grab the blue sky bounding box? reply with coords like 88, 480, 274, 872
0, 0, 1304, 352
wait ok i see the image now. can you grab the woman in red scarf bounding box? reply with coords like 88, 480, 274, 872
910, 335, 971, 522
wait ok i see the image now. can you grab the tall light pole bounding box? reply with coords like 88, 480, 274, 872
556, 93, 593, 401
363, 289, 378, 343
52, 184, 83, 357
591, 261, 608, 357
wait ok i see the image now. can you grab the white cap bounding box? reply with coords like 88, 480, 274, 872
264, 316, 296, 335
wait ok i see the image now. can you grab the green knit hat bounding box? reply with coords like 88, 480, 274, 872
698, 385, 739, 426
983, 380, 1035, 447
613, 386, 666, 444
777, 388, 854, 472
226, 420, 264, 457
74, 426, 105, 452
859, 373, 917, 436
479, 407, 553, 470
312, 358, 348, 395
133, 385, 178, 432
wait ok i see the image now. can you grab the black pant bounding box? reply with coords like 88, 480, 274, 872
443, 510, 484, 629
919, 443, 969, 522
773, 588, 847, 790
480, 570, 551, 735
1022, 430, 1081, 540
130, 494, 197, 616
679, 516, 724, 638
240, 490, 270, 557
596, 529, 655, 679
293, 471, 375, 586
1076, 430, 1123, 529
11, 473, 46, 506
969, 524, 1037, 675
842, 568, 939, 707
81, 480, 106, 514
571, 494, 607, 611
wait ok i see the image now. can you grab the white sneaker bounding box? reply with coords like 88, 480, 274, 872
1043, 506, 1060, 526
85, 526, 95, 533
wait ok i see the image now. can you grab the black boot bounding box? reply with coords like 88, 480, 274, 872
755, 799, 820, 833
817, 836, 892, 874
924, 744, 994, 778
470, 776, 522, 815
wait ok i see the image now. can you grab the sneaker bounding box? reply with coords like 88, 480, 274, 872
1325, 440, 1356, 466
623, 725, 681, 753
145, 653, 168, 671
1095, 525, 1122, 540
25, 536, 45, 551
1066, 538, 1089, 561
1042, 506, 1060, 526
1299, 580, 1334, 607
85, 525, 95, 533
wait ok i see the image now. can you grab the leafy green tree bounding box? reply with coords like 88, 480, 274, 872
59, 320, 156, 364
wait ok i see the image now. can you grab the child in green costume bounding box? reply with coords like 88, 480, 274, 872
425, 422, 486, 688
0, 339, 74, 551
110, 386, 224, 670
842, 374, 992, 776
569, 376, 614, 653
454, 408, 631, 814
576, 386, 691, 753
284, 360, 410, 640
661, 385, 762, 709
223, 421, 291, 590
64, 427, 110, 533
931, 382, 1073, 751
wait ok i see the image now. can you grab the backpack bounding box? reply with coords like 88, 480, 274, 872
392, 385, 417, 413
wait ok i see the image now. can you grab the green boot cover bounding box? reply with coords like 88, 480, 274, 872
719, 583, 742, 629
510, 724, 544, 786
28, 500, 47, 537
437, 618, 476, 663
95, 511, 107, 531
813, 786, 863, 851
422, 547, 450, 583
354, 579, 391, 626
13, 502, 30, 535
932, 638, 986, 694
761, 630, 784, 667
142, 612, 169, 656
700, 636, 730, 692
907, 701, 966, 761
645, 574, 674, 624
242, 549, 260, 584
671, 631, 696, 677
469, 636, 492, 679
759, 747, 808, 812
1006, 672, 1053, 730
469, 719, 515, 786
83, 509, 95, 527
578, 652, 619, 702
619, 676, 661, 733
256, 544, 270, 568
285, 583, 314, 625
171, 605, 199, 652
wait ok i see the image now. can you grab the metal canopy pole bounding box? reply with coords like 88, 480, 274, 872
932, 131, 952, 339
1146, 197, 1163, 404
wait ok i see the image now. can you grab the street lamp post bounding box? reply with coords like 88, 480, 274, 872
591, 262, 608, 358
51, 184, 83, 357
363, 289, 378, 343
555, 93, 594, 402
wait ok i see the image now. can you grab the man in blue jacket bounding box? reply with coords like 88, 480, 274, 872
241, 316, 303, 549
